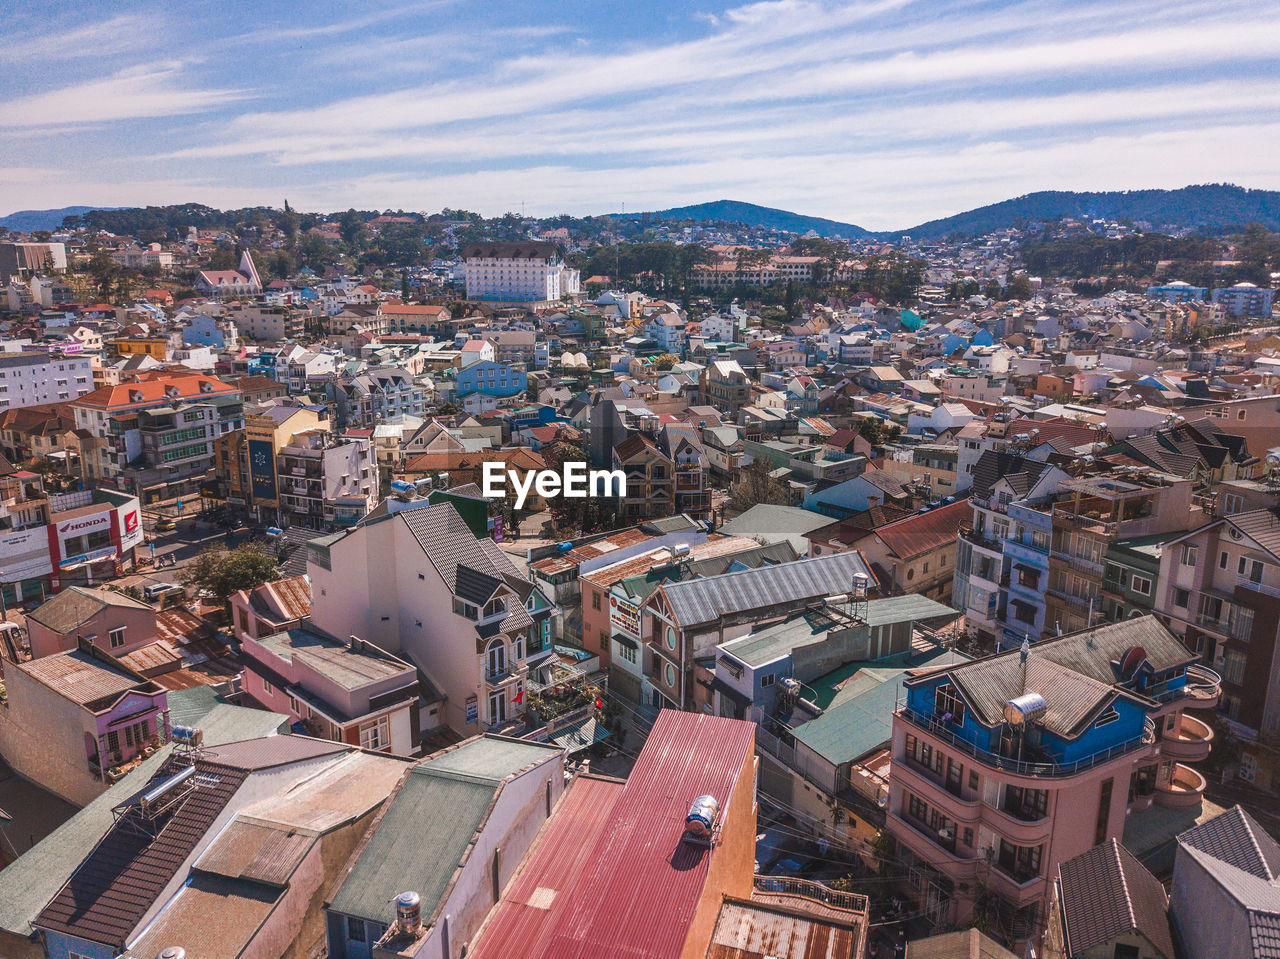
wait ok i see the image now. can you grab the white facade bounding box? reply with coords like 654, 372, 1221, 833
0, 352, 93, 410
463, 246, 578, 303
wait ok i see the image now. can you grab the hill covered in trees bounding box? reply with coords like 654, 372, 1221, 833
614, 200, 872, 239
891, 184, 1280, 240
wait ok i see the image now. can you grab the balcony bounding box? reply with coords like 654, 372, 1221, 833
1183, 664, 1222, 708
1154, 762, 1207, 808
960, 526, 1003, 552
751, 876, 869, 919
898, 707, 1157, 779
1160, 713, 1214, 763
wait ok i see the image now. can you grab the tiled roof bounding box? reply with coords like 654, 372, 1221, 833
1227, 509, 1280, 561
35, 758, 250, 949
401, 502, 526, 598
1058, 838, 1173, 959
1178, 804, 1280, 881
26, 585, 152, 634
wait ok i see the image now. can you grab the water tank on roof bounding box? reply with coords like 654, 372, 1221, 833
1004, 692, 1047, 726
265, 527, 284, 538
685, 795, 720, 838
390, 480, 415, 494
157, 949, 186, 959
555, 541, 573, 553
171, 725, 203, 747
396, 891, 422, 936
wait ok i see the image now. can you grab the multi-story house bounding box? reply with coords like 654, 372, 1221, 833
275, 426, 378, 529
328, 366, 427, 428
0, 352, 93, 411
698, 358, 752, 414
888, 616, 1220, 946
462, 241, 579, 303
639, 550, 876, 712
72, 374, 242, 502
239, 622, 422, 755
0, 637, 171, 805
1044, 468, 1200, 637
1155, 505, 1280, 788
381, 301, 451, 334
306, 499, 557, 733
612, 432, 674, 521
227, 304, 307, 341
456, 359, 528, 399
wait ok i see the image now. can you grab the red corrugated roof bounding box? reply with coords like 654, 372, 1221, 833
471, 711, 755, 959
872, 498, 970, 560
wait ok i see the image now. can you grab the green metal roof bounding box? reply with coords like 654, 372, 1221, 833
328, 738, 559, 925
863, 594, 957, 628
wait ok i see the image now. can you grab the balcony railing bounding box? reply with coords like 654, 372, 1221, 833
898, 706, 1156, 779
1236, 577, 1280, 600
752, 876, 869, 916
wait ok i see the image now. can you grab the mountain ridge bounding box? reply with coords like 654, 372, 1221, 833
612, 185, 1280, 241
0, 206, 118, 233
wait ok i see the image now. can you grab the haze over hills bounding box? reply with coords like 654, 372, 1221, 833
0, 206, 113, 233
618, 185, 1280, 241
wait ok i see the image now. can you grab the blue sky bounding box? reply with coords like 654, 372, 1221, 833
2, 0, 1278, 229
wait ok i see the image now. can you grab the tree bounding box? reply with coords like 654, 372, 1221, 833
338, 209, 366, 247
857, 417, 885, 446
729, 459, 792, 512
652, 353, 679, 371
181, 542, 280, 603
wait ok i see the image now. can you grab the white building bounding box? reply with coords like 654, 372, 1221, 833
0, 352, 93, 410
462, 241, 579, 303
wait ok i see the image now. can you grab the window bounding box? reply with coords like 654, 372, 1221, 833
486, 639, 507, 677
513, 634, 525, 661
1222, 648, 1247, 686
592, 592, 601, 611
347, 916, 366, 942
108, 626, 127, 649
1181, 545, 1198, 567
484, 596, 507, 619
359, 716, 390, 750
1173, 588, 1190, 609
665, 626, 676, 650
452, 598, 478, 620
1095, 778, 1114, 845
1223, 492, 1244, 515
1220, 551, 1230, 570
935, 684, 966, 725
262, 677, 274, 696
760, 673, 776, 688
1130, 575, 1151, 596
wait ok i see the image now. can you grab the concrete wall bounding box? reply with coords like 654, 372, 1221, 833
1170, 843, 1253, 959
0, 665, 101, 805
27, 602, 157, 660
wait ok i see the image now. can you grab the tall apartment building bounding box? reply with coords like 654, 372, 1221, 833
1212, 281, 1275, 318
462, 241, 579, 303
887, 616, 1219, 946
0, 352, 93, 410
72, 374, 243, 502
1155, 506, 1280, 788
1146, 280, 1208, 304
275, 426, 377, 529
327, 366, 427, 428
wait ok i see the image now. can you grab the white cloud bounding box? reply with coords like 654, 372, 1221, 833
0, 64, 250, 130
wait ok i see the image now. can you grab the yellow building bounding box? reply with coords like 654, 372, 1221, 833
109, 337, 170, 360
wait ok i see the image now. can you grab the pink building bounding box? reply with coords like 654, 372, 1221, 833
887, 616, 1219, 947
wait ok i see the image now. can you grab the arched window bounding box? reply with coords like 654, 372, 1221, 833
486, 639, 507, 678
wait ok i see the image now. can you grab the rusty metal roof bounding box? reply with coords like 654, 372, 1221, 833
470, 711, 756, 959
19, 647, 150, 708
705, 897, 865, 959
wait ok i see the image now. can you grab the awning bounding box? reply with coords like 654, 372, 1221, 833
550, 717, 611, 754
611, 632, 638, 651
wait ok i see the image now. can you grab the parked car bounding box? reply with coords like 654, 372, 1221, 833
143, 582, 182, 600
154, 519, 177, 532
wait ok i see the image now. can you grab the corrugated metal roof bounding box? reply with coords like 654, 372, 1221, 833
26, 585, 153, 634
659, 551, 875, 630
705, 897, 864, 959
194, 819, 314, 886
19, 647, 148, 707
470, 710, 756, 959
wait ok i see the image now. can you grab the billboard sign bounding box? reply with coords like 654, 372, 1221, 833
609, 594, 641, 636
248, 439, 278, 502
